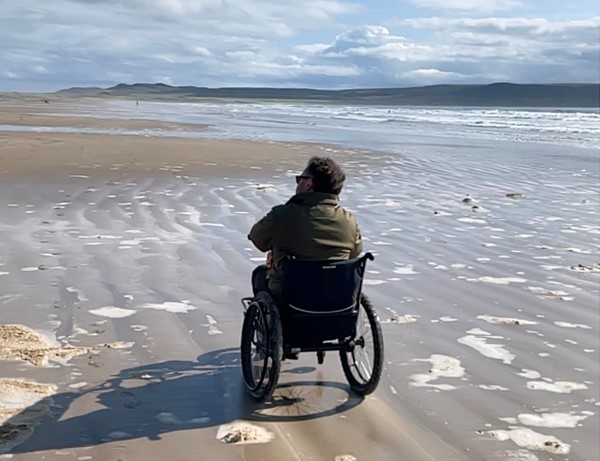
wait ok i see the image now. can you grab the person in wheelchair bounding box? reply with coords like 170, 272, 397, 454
243, 156, 383, 401
248, 156, 362, 303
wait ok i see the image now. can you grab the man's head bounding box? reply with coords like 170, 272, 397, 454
295, 156, 346, 195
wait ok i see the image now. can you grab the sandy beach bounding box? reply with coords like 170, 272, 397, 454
0, 98, 598, 461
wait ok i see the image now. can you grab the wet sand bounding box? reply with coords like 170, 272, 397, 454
0, 99, 598, 461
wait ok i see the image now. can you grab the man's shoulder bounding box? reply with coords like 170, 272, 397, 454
266, 203, 293, 220
339, 205, 358, 222
270, 203, 288, 214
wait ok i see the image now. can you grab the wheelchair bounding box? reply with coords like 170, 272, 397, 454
240, 252, 384, 402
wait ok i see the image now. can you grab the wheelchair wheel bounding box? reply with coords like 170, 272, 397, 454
340, 293, 384, 395
240, 291, 282, 402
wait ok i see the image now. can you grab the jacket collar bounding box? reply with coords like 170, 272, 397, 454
287, 192, 339, 206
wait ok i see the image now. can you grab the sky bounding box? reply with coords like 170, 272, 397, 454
1, 0, 599, 91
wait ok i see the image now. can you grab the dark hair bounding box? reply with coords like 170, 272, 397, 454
306, 156, 346, 195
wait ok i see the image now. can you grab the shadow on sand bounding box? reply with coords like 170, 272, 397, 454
4, 348, 363, 454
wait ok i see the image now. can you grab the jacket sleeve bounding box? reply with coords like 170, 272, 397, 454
350, 219, 363, 259
248, 206, 282, 252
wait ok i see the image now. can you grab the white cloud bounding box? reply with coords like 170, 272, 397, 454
404, 68, 466, 80
401, 16, 600, 34
396, 16, 600, 64
295, 43, 331, 54
320, 26, 432, 61
292, 17, 599, 86
154, 75, 174, 85
407, 0, 523, 13
190, 46, 211, 57
225, 51, 259, 62
31, 65, 49, 74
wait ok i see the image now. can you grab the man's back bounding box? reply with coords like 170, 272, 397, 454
249, 191, 362, 296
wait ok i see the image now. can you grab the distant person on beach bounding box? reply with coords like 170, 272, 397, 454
248, 156, 362, 302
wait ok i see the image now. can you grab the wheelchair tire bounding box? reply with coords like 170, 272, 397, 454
240, 291, 282, 402
340, 293, 384, 396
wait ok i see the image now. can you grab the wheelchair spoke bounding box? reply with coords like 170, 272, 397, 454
355, 348, 373, 381
350, 342, 373, 383
251, 315, 268, 383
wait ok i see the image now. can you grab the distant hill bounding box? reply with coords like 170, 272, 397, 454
57, 82, 600, 107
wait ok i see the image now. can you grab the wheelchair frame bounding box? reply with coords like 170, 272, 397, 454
239, 252, 384, 402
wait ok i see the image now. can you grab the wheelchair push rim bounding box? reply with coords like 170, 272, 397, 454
340, 293, 384, 395
240, 303, 269, 391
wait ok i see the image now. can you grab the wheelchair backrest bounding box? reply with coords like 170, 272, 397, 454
282, 254, 370, 315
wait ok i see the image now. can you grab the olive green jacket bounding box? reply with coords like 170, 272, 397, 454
248, 192, 362, 296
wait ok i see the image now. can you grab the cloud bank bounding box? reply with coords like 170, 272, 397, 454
0, 0, 598, 90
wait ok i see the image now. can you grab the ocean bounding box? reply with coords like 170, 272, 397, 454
34, 99, 600, 150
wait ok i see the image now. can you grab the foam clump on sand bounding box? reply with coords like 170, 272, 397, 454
477, 315, 537, 326
553, 321, 591, 329
0, 324, 89, 366
487, 427, 570, 454
527, 287, 573, 301
517, 369, 541, 379
0, 378, 57, 452
393, 265, 419, 275
387, 314, 418, 324
458, 333, 515, 364
474, 276, 527, 285
138, 302, 198, 314
89, 301, 199, 318
410, 354, 465, 390
89, 306, 137, 318
216, 421, 274, 444
517, 412, 591, 428
479, 384, 508, 391
526, 380, 587, 394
